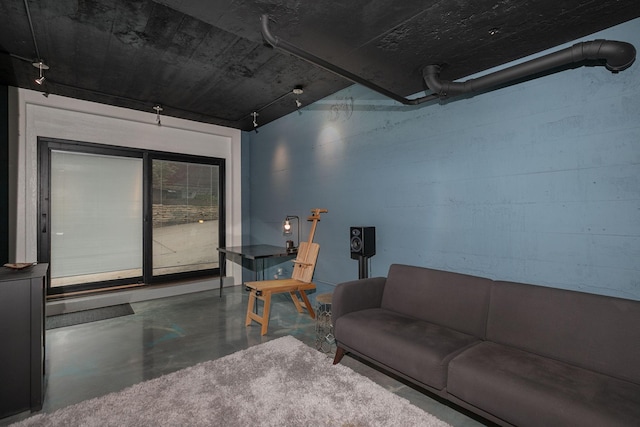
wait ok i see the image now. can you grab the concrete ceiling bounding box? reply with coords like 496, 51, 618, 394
1, 1, 639, 131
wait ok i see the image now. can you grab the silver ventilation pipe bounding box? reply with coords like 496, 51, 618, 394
423, 39, 636, 99
260, 15, 635, 105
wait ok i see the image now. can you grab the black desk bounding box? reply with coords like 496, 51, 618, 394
217, 245, 293, 296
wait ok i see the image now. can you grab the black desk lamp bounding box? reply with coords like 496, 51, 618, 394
283, 215, 300, 253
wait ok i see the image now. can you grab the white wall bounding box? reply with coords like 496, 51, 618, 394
8, 88, 244, 288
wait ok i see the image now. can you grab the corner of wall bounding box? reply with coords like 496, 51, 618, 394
0, 84, 8, 264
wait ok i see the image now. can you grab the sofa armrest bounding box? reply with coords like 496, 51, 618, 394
332, 276, 386, 325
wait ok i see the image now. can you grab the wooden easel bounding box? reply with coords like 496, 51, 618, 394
245, 208, 328, 335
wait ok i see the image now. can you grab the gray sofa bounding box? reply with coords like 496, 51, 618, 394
332, 264, 640, 426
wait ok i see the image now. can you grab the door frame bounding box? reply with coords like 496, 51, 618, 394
38, 137, 225, 296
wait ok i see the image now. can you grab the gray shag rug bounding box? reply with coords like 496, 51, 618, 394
13, 336, 450, 427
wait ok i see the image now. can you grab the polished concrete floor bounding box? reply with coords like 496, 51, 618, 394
3, 285, 488, 426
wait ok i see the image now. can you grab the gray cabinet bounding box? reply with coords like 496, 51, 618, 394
0, 263, 48, 418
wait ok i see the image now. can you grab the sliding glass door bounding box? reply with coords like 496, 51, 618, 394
39, 138, 224, 295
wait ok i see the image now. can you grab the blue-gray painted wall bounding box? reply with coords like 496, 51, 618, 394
243, 19, 640, 300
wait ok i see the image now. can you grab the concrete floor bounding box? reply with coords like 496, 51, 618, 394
2, 286, 488, 426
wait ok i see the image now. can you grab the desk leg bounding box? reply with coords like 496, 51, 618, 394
219, 251, 226, 297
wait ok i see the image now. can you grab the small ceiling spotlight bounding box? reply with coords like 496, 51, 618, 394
293, 87, 303, 108
153, 105, 163, 126
252, 111, 259, 128
32, 60, 49, 85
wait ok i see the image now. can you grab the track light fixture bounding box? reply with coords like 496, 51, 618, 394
246, 85, 304, 130
32, 60, 48, 85
252, 112, 260, 133
293, 87, 303, 108
153, 105, 163, 126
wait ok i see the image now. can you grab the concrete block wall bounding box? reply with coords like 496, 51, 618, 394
245, 18, 640, 300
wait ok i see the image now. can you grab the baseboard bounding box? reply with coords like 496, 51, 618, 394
46, 276, 236, 316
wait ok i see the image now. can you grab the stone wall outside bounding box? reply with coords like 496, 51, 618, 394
152, 204, 219, 227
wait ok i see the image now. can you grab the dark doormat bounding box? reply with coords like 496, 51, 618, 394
46, 304, 135, 330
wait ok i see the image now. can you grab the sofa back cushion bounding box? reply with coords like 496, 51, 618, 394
487, 281, 640, 384
381, 264, 492, 338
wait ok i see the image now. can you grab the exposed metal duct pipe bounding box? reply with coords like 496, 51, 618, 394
424, 40, 636, 99
261, 15, 635, 106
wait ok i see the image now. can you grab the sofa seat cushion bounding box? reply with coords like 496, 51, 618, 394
335, 308, 481, 390
447, 341, 640, 427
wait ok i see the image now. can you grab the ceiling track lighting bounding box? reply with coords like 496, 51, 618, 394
293, 87, 303, 108
32, 60, 48, 85
246, 85, 305, 129
252, 112, 259, 133
153, 105, 163, 126
24, 0, 49, 87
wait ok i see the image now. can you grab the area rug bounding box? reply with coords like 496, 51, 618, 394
13, 335, 450, 427
46, 304, 134, 329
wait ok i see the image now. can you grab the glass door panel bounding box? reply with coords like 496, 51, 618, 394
152, 159, 219, 277
50, 151, 143, 287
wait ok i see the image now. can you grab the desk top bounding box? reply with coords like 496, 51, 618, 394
218, 244, 292, 260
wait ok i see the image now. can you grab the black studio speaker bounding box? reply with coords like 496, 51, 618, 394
350, 226, 376, 259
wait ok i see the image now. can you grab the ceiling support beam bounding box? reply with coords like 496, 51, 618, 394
260, 15, 439, 106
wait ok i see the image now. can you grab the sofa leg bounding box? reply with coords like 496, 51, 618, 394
333, 346, 346, 365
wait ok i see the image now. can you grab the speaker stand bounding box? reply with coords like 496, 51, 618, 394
357, 255, 370, 279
